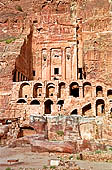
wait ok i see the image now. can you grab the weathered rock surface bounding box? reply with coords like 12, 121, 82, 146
0, 125, 9, 137
31, 140, 77, 153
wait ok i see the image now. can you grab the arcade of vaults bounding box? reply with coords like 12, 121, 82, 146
0, 0, 112, 143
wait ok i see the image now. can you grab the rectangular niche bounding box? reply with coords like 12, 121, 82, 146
51, 48, 62, 80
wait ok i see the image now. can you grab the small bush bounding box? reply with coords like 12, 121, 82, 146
16, 5, 23, 12
109, 147, 112, 151
50, 166, 56, 169
5, 37, 16, 44
56, 130, 64, 136
76, 155, 80, 160
69, 155, 73, 160
43, 165, 48, 169
6, 39, 13, 44
95, 150, 102, 154
5, 168, 11, 170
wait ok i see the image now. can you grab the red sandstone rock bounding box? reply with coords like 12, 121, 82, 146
31, 140, 77, 153
0, 125, 9, 137
0, 0, 112, 146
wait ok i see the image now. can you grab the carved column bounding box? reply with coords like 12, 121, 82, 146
72, 42, 77, 80
48, 49, 51, 81
61, 48, 66, 80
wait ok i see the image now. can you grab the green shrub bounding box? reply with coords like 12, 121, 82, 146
6, 39, 13, 44
5, 37, 16, 44
5, 168, 11, 170
50, 166, 56, 169
43, 165, 48, 169
95, 150, 102, 154
109, 147, 112, 151
16, 5, 23, 12
76, 155, 80, 160
56, 130, 64, 136
69, 155, 73, 160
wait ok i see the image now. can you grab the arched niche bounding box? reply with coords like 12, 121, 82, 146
19, 83, 30, 98
71, 109, 78, 115
17, 99, 27, 103
44, 99, 53, 114
46, 83, 55, 98
107, 90, 112, 99
70, 82, 79, 97
83, 82, 92, 98
33, 83, 42, 98
96, 99, 105, 116
82, 103, 92, 116
57, 100, 64, 111
96, 86, 103, 97
58, 82, 65, 98
30, 100, 40, 105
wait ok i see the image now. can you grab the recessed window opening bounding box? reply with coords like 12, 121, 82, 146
67, 54, 70, 60
54, 55, 59, 57
17, 99, 27, 103
54, 77, 58, 80
13, 71, 16, 82
44, 58, 46, 61
101, 105, 104, 113
50, 93, 53, 96
71, 109, 77, 115
79, 68, 83, 79
33, 20, 37, 23
70, 82, 79, 97
33, 70, 35, 76
54, 68, 59, 74
25, 95, 27, 98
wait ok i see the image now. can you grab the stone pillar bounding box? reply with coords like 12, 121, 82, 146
92, 85, 96, 98
16, 71, 18, 82
18, 72, 20, 81
72, 42, 77, 80
93, 101, 96, 116
78, 104, 82, 115
48, 49, 51, 81
52, 101, 57, 115
31, 82, 33, 98
61, 48, 66, 80
79, 85, 83, 99
41, 100, 44, 115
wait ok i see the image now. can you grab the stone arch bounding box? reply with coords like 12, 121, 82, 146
46, 83, 55, 98
57, 100, 64, 111
44, 99, 53, 114
82, 103, 92, 116
17, 99, 27, 103
96, 86, 103, 97
71, 109, 78, 115
96, 99, 105, 116
58, 82, 65, 98
83, 82, 92, 98
17, 126, 36, 138
19, 83, 30, 98
107, 89, 112, 99
70, 82, 79, 97
30, 100, 40, 105
33, 83, 42, 98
